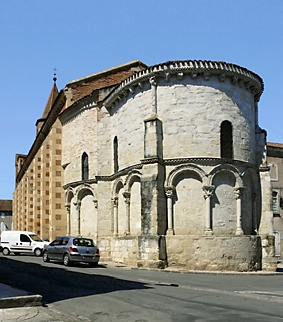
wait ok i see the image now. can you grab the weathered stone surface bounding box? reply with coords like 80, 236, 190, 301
15, 60, 275, 272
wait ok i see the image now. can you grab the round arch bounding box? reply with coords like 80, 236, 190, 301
124, 170, 141, 192
76, 183, 95, 201
208, 164, 243, 188
65, 187, 75, 206
112, 178, 124, 197
166, 164, 207, 187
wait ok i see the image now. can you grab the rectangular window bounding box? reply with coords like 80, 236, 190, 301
272, 191, 278, 213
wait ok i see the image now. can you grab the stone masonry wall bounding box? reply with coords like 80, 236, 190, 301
62, 107, 97, 184
165, 235, 262, 271
157, 75, 256, 163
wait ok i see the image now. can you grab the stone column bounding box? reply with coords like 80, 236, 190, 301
142, 117, 164, 235
112, 197, 118, 236
65, 204, 70, 236
149, 76, 157, 117
252, 191, 258, 234
234, 187, 245, 235
73, 201, 81, 236
123, 192, 131, 235
202, 185, 215, 236
165, 186, 175, 235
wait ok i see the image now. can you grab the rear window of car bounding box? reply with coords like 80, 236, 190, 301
73, 238, 94, 247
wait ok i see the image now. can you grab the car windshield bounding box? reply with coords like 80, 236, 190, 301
73, 238, 94, 247
29, 234, 43, 242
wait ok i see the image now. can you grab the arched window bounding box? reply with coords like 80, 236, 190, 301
113, 136, 119, 173
220, 121, 233, 159
82, 152, 89, 181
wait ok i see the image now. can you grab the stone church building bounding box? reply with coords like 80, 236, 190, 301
13, 59, 276, 271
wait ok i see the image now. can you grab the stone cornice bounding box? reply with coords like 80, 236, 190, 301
63, 178, 97, 190
62, 157, 259, 189
59, 94, 97, 126
96, 164, 143, 182
141, 156, 259, 171
104, 60, 264, 108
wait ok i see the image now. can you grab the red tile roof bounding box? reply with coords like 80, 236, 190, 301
0, 200, 12, 211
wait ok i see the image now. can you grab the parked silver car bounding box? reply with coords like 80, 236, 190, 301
42, 236, 100, 266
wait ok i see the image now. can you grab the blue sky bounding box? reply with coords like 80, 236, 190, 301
0, 0, 282, 200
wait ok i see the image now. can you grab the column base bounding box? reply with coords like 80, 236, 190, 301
166, 228, 174, 236
235, 227, 244, 235
205, 229, 213, 236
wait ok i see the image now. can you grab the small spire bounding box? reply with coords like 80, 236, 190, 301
53, 68, 57, 84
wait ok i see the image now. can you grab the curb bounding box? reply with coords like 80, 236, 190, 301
0, 294, 43, 309
131, 267, 283, 275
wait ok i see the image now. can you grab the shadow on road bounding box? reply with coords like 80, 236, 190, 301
0, 256, 151, 304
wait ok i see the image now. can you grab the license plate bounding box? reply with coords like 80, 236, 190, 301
84, 256, 93, 259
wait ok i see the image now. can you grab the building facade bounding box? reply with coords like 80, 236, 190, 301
267, 142, 283, 258
13, 80, 66, 241
0, 200, 12, 232
13, 61, 147, 241
14, 59, 276, 271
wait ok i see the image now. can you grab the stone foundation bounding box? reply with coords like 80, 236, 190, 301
99, 234, 262, 272
165, 235, 262, 271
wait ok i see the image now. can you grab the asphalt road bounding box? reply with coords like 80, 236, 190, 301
1, 253, 283, 321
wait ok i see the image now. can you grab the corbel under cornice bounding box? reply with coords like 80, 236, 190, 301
104, 60, 264, 108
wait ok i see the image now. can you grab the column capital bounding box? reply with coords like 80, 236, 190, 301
202, 185, 215, 199
123, 191, 131, 204
149, 76, 157, 87
234, 186, 245, 199
165, 186, 175, 198
73, 201, 81, 210
111, 196, 118, 207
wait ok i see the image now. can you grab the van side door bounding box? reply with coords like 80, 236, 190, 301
18, 234, 33, 253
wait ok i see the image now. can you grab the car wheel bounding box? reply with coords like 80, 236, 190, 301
3, 248, 10, 256
43, 251, 49, 262
34, 248, 42, 257
63, 254, 71, 266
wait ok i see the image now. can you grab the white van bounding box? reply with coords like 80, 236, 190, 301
0, 231, 49, 257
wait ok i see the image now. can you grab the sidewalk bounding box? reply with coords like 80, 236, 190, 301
0, 284, 51, 322
0, 283, 42, 308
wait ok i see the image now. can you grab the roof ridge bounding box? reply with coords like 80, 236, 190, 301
41, 82, 59, 119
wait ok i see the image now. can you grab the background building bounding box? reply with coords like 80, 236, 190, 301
267, 142, 283, 258
0, 200, 12, 232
